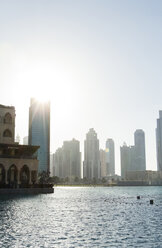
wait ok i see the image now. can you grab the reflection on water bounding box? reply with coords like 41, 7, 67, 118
0, 186, 162, 247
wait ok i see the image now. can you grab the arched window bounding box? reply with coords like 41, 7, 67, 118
3, 129, 12, 137
7, 164, 18, 184
20, 165, 30, 185
4, 113, 12, 124
0, 164, 5, 184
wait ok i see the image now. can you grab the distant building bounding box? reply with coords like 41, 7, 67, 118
105, 139, 115, 176
50, 153, 54, 177
15, 134, 20, 144
83, 128, 100, 179
121, 129, 146, 178
100, 149, 106, 178
23, 136, 28, 145
0, 104, 39, 187
28, 98, 50, 173
134, 129, 146, 171
120, 143, 131, 179
54, 148, 63, 178
54, 139, 81, 180
156, 111, 162, 171
126, 170, 162, 185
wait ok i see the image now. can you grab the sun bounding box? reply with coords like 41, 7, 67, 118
31, 90, 50, 103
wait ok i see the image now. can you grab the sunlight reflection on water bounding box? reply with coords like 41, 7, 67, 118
0, 186, 162, 247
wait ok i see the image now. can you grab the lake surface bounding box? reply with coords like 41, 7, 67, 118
0, 186, 162, 248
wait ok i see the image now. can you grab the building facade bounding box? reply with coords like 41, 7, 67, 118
28, 98, 50, 173
0, 104, 15, 144
100, 149, 106, 178
156, 111, 162, 171
83, 128, 100, 179
0, 104, 39, 187
121, 129, 146, 179
126, 170, 162, 185
54, 139, 81, 180
23, 136, 28, 145
134, 129, 146, 171
105, 139, 115, 176
54, 148, 63, 178
120, 143, 131, 179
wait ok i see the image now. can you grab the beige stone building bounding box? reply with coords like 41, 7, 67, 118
0, 104, 39, 187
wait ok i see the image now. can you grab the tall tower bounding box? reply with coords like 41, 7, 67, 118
100, 149, 106, 178
156, 111, 162, 171
134, 129, 146, 171
105, 139, 115, 176
120, 143, 131, 179
54, 139, 81, 180
83, 128, 100, 179
28, 98, 50, 173
62, 139, 81, 180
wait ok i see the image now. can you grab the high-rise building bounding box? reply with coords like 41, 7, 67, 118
28, 98, 50, 173
105, 139, 115, 176
23, 136, 28, 145
54, 148, 63, 178
54, 139, 81, 180
120, 143, 131, 179
100, 149, 106, 178
134, 129, 146, 171
83, 128, 100, 179
50, 153, 54, 177
156, 111, 162, 171
16, 134, 20, 143
121, 129, 146, 178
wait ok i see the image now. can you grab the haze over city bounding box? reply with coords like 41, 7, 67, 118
1, 0, 162, 174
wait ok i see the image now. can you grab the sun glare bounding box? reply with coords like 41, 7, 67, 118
31, 91, 50, 103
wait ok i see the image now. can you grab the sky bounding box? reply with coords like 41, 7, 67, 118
1, 0, 162, 175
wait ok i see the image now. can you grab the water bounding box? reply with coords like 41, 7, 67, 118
0, 186, 162, 248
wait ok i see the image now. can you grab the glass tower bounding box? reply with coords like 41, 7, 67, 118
28, 98, 50, 173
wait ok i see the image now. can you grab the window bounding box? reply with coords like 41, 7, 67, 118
3, 129, 12, 138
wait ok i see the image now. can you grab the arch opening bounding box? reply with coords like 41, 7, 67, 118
20, 165, 30, 185
3, 129, 12, 138
4, 113, 12, 124
0, 164, 5, 184
7, 165, 18, 187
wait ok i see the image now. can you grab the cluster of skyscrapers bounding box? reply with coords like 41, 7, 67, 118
120, 129, 146, 179
53, 128, 115, 181
53, 139, 81, 180
26, 100, 162, 181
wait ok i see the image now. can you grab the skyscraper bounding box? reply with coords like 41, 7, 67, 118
23, 136, 28, 145
121, 129, 146, 179
105, 139, 115, 176
120, 143, 131, 179
100, 149, 106, 178
54, 139, 81, 180
28, 98, 50, 173
134, 129, 146, 171
54, 148, 63, 178
156, 111, 162, 171
83, 128, 100, 179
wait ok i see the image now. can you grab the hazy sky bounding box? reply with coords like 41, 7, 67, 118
1, 0, 162, 175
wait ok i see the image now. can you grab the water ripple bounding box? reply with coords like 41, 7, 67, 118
0, 186, 162, 247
